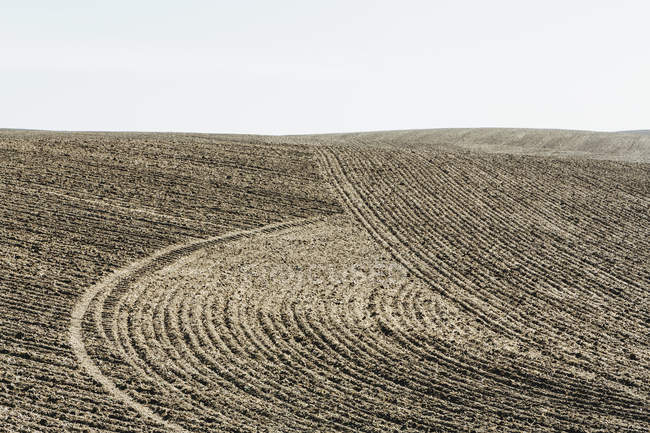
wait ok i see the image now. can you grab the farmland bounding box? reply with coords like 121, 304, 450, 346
0, 129, 648, 431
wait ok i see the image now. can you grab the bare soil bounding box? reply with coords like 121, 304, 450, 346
0, 128, 648, 431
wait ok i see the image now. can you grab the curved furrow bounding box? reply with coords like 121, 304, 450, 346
344, 149, 648, 392
71, 218, 323, 432
339, 146, 646, 332
64, 134, 649, 433
322, 146, 644, 368
313, 146, 649, 430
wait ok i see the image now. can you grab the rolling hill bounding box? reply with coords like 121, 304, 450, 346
1, 128, 648, 432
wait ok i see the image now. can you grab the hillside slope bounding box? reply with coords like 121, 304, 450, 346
0, 128, 648, 432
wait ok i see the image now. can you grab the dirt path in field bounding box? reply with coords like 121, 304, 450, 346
69, 217, 320, 432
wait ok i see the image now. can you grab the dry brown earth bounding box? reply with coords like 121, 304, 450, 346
0, 130, 339, 431
0, 128, 648, 431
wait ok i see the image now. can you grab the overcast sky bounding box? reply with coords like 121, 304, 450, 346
2, 1, 649, 134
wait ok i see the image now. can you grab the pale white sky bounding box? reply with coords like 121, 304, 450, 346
2, 1, 649, 134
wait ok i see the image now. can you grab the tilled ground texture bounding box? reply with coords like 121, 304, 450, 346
1, 128, 649, 432
314, 143, 649, 432
0, 130, 339, 431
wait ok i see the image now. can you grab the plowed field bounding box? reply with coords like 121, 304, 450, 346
1, 129, 648, 432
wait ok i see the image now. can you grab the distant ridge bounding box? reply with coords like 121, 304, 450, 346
619, 129, 650, 135
294, 128, 650, 163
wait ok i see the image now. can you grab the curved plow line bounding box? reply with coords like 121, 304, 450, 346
69, 217, 322, 432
